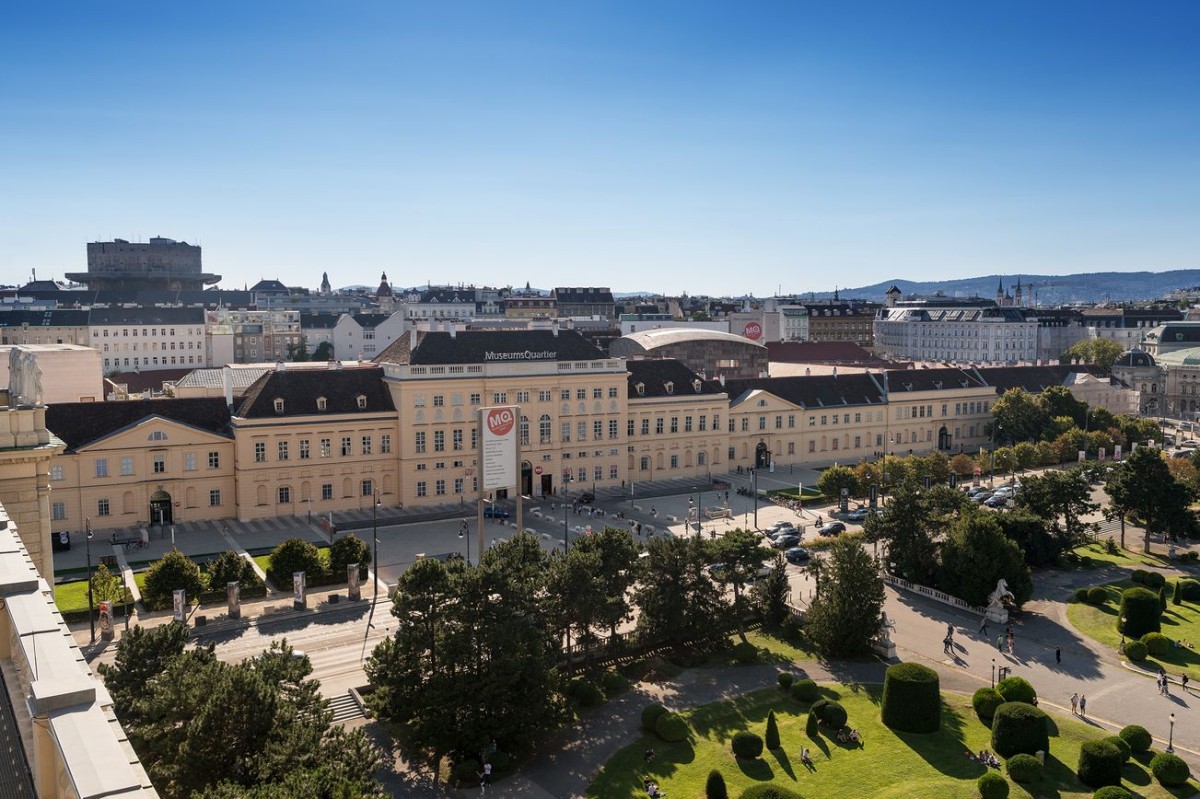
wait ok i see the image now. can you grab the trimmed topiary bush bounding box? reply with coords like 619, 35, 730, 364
731, 730, 764, 759
778, 672, 794, 690
1173, 580, 1183, 605
1104, 735, 1131, 764
1077, 738, 1123, 788
142, 550, 206, 611
1087, 586, 1108, 604
1006, 753, 1043, 783
567, 678, 602, 707
641, 703, 668, 732
1181, 579, 1200, 601
487, 750, 511, 772
1074, 587, 1091, 603
1150, 751, 1191, 787
1118, 724, 1152, 753
1141, 632, 1170, 656
738, 785, 804, 799
1159, 585, 1168, 611
880, 662, 941, 733
765, 710, 781, 749
452, 758, 480, 786
1092, 787, 1134, 799
816, 701, 847, 729
601, 669, 628, 695
267, 537, 325, 589
1144, 570, 1166, 589
706, 769, 729, 799
978, 771, 1009, 799
733, 641, 759, 663
991, 702, 1050, 758
1124, 639, 1148, 661
655, 712, 689, 742
791, 678, 819, 702
973, 687, 1006, 722
1131, 569, 1149, 584
328, 532, 371, 581
806, 710, 819, 737
996, 676, 1037, 705
1119, 586, 1162, 638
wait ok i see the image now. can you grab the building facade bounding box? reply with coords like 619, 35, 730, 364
874, 299, 1039, 364
70, 237, 220, 292
89, 307, 208, 373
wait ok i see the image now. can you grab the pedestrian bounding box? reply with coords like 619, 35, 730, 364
1163, 671, 1171, 696
1055, 646, 1061, 665
1070, 692, 1079, 714
1119, 634, 1125, 654
1079, 694, 1087, 718
1183, 674, 1191, 694
979, 617, 989, 636
1007, 632, 1015, 655
943, 636, 953, 655
996, 634, 1005, 652
479, 761, 492, 790
947, 623, 955, 640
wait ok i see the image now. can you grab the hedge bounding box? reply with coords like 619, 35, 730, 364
733, 641, 758, 663
765, 710, 781, 750
978, 771, 1009, 799
1131, 569, 1149, 584
1143, 571, 1167, 589
996, 676, 1037, 706
991, 702, 1049, 758
1119, 587, 1162, 638
1104, 735, 1131, 764
1181, 579, 1200, 602
1118, 724, 1152, 753
706, 769, 729, 799
880, 662, 941, 733
1077, 739, 1123, 788
1005, 753, 1042, 783
1124, 640, 1148, 661
655, 712, 689, 743
806, 711, 819, 737
778, 672, 794, 690
567, 678, 603, 707
1092, 787, 1134, 799
601, 669, 628, 695
1150, 752, 1191, 787
815, 700, 847, 729
738, 786, 804, 799
641, 703, 668, 732
1074, 587, 1090, 603
1141, 632, 1170, 657
791, 678, 819, 702
731, 731, 764, 759
972, 688, 1005, 721
1087, 586, 1108, 605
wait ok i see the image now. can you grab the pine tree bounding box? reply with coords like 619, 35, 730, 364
765, 709, 781, 750
1160, 585, 1168, 612
806, 710, 819, 737
1173, 580, 1183, 606
705, 769, 729, 799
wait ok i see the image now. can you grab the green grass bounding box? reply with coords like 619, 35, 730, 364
1071, 542, 1165, 570
53, 573, 144, 615
1068, 578, 1200, 681
587, 684, 1197, 798
703, 629, 820, 669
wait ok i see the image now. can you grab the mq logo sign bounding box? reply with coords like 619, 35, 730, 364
487, 407, 515, 437
743, 322, 762, 340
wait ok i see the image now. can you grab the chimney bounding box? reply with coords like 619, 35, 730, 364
222, 366, 233, 409
410, 328, 418, 349
278, 359, 287, 371
449, 323, 456, 339
719, 373, 726, 386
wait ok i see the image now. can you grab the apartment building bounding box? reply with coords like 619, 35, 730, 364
89, 306, 208, 372
875, 299, 1039, 364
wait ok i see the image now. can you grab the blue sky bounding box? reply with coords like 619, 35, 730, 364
2, 1, 1197, 297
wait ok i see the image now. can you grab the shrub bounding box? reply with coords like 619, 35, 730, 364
1159, 585, 1168, 611
601, 669, 628, 695
329, 533, 371, 581
1141, 632, 1170, 656
1123, 640, 1148, 661
1119, 587, 1162, 638
142, 550, 206, 611
567, 678, 602, 707
791, 678, 819, 702
1103, 735, 1131, 764
1144, 571, 1166, 589
641, 703, 668, 732
973, 688, 1005, 721
778, 672, 794, 690
655, 712, 689, 743
1077, 738, 1123, 788
1005, 753, 1043, 783
731, 730, 764, 759
452, 758, 480, 785
880, 662, 941, 733
487, 750, 511, 772
732, 641, 758, 664
705, 769, 729, 799
811, 699, 829, 717
1118, 724, 1152, 753
996, 676, 1037, 706
1181, 579, 1200, 601
765, 710, 781, 749
1131, 569, 1149, 584
1092, 787, 1134, 799
1087, 587, 1108, 605
978, 771, 1009, 799
1173, 580, 1183, 605
816, 700, 847, 729
1150, 751, 1191, 787
204, 549, 256, 592
738, 786, 804, 799
1074, 588, 1090, 603
267, 538, 324, 588
991, 702, 1049, 758
806, 710, 819, 737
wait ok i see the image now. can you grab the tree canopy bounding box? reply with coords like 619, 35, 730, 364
1107, 447, 1195, 552
803, 536, 885, 657
1061, 338, 1124, 372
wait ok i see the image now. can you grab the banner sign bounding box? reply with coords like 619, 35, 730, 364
228, 582, 241, 619
348, 563, 361, 601
99, 601, 113, 640
173, 590, 185, 622
480, 406, 518, 490
293, 571, 306, 610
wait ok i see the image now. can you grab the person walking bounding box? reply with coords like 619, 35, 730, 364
1007, 632, 1015, 656
947, 623, 955, 640
979, 617, 989, 636
943, 635, 953, 655
1070, 693, 1079, 714
1055, 646, 1061, 665
1183, 673, 1191, 694
996, 634, 1006, 652
1079, 694, 1087, 718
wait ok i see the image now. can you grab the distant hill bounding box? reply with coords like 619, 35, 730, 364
823, 270, 1200, 305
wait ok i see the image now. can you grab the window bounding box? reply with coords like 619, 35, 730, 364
52, 501, 66, 521
741, 418, 749, 431
254, 442, 266, 462
97, 498, 110, 516
593, 420, 603, 439
539, 390, 551, 402
592, 388, 603, 399
95, 458, 109, 477
278, 441, 289, 461
362, 479, 374, 496
656, 418, 664, 434
639, 419, 648, 436
279, 486, 291, 504
520, 416, 530, 446
759, 416, 767, 430
628, 419, 635, 437
184, 453, 197, 472
454, 477, 464, 494
576, 389, 587, 400
699, 415, 707, 432
322, 483, 333, 500
608, 387, 619, 398
320, 438, 332, 457
273, 398, 285, 414
561, 422, 571, 442
808, 441, 816, 453
416, 481, 427, 497
317, 397, 328, 411
148, 430, 167, 441
120, 456, 135, 476
713, 413, 720, 430
341, 436, 352, 456
670, 455, 679, 468
640, 456, 650, 471
356, 395, 368, 409
578, 421, 587, 441
209, 489, 222, 507
50, 465, 64, 481
434, 431, 445, 451
436, 479, 446, 495
470, 393, 481, 405
609, 419, 619, 439
362, 435, 372, 455
415, 432, 426, 453
381, 434, 392, 454
493, 392, 507, 404
451, 429, 462, 450
560, 389, 570, 400
433, 395, 444, 406
670, 417, 679, 433
728, 447, 736, 461
516, 390, 530, 403
540, 415, 553, 443
299, 439, 310, 459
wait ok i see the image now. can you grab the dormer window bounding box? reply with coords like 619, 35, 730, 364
357, 395, 368, 409
664, 381, 674, 395
635, 382, 645, 397
273, 398, 285, 414
148, 431, 167, 441
316, 397, 328, 411
693, 379, 702, 394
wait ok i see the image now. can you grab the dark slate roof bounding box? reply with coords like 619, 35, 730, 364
552, 287, 614, 304
350, 314, 392, 328
251, 279, 290, 293
107, 368, 193, 393
626, 359, 726, 399
1152, 323, 1200, 344
712, 374, 884, 410
19, 280, 67, 292
300, 313, 341, 329
971, 364, 1107, 392
88, 307, 206, 325
766, 341, 882, 364
418, 289, 472, 304
236, 366, 394, 418
0, 309, 90, 327
1114, 350, 1156, 368
882, 367, 987, 392
46, 398, 232, 451
377, 329, 605, 365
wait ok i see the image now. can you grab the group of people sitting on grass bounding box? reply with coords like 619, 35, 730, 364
641, 776, 666, 797
1174, 639, 1195, 649
800, 747, 814, 767
834, 728, 862, 746
965, 749, 1001, 768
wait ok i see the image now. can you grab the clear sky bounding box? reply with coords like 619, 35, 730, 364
2, 1, 1197, 297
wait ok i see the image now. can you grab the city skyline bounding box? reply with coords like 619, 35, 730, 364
2, 2, 1198, 295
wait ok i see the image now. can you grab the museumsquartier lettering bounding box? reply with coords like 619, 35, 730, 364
483, 350, 557, 361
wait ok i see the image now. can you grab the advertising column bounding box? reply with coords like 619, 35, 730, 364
479, 405, 520, 560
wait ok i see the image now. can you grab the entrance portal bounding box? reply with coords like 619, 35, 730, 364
149, 488, 173, 527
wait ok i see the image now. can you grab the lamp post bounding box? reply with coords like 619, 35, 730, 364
991, 657, 996, 688
562, 475, 572, 551
459, 518, 471, 564
85, 518, 95, 645
752, 468, 759, 530
692, 486, 702, 539
1168, 712, 1176, 754
371, 491, 381, 600
989, 423, 1002, 488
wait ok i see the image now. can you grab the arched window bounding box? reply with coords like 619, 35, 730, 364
520, 415, 530, 446
539, 414, 552, 444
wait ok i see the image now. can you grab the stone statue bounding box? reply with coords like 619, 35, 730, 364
8, 349, 44, 405
986, 578, 1013, 623
877, 611, 895, 644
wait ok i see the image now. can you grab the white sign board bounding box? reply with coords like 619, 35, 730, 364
480, 406, 518, 490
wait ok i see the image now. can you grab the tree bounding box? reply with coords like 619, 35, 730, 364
1062, 338, 1124, 373
712, 528, 771, 641
1038, 386, 1087, 429
1012, 442, 1039, 473
329, 533, 371, 581
863, 480, 939, 584
755, 555, 790, 627
996, 509, 1059, 568
1016, 468, 1099, 557
205, 550, 261, 593
143, 549, 207, 611
803, 536, 885, 657
634, 535, 727, 650
938, 511, 1033, 608
285, 338, 310, 362
546, 545, 605, 672
90, 561, 125, 604
817, 464, 861, 500
98, 622, 203, 722
268, 538, 324, 587
991, 388, 1051, 445
311, 341, 334, 361
949, 453, 977, 477
1107, 447, 1194, 552
569, 526, 638, 639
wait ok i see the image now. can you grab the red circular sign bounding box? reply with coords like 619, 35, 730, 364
487, 407, 515, 436
743, 322, 762, 340
534, 466, 543, 475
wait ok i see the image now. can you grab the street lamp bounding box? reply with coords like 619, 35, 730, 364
459, 518, 471, 564
85, 518, 95, 646
562, 474, 572, 551
752, 468, 759, 530
371, 491, 381, 601
1168, 712, 1176, 754
991, 657, 996, 688
989, 423, 1002, 488
692, 486, 703, 539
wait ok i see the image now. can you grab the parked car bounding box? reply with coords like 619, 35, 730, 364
483, 506, 510, 518
817, 521, 846, 536
971, 491, 993, 503
708, 562, 772, 581
846, 508, 870, 522
769, 520, 797, 534
577, 491, 595, 504
1183, 440, 1199, 449
784, 546, 811, 565
984, 495, 1010, 508
772, 533, 802, 549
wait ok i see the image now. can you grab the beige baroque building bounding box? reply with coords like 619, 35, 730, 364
626, 359, 729, 487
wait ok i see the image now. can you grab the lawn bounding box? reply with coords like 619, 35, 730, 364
586, 684, 1197, 798
1071, 542, 1166, 570
703, 629, 820, 668
54, 572, 146, 615
1068, 579, 1200, 681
